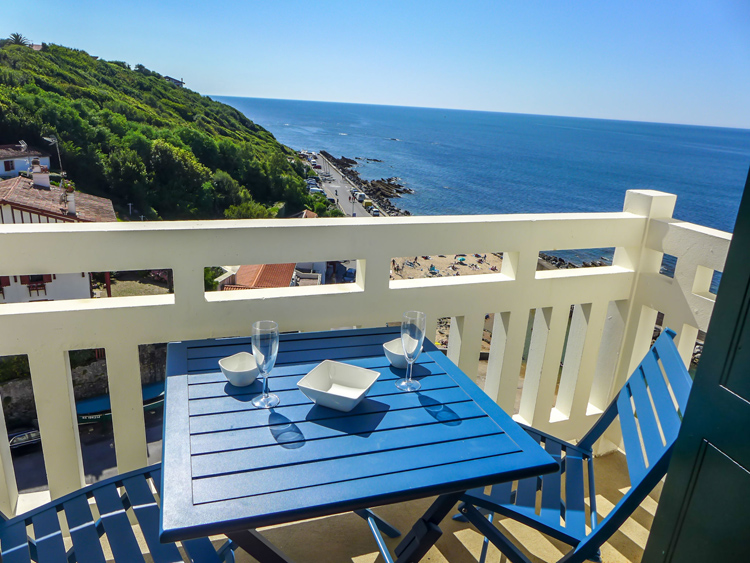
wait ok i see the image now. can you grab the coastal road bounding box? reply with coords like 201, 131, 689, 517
317, 155, 375, 217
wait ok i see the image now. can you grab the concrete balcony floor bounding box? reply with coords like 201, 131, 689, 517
228, 450, 656, 563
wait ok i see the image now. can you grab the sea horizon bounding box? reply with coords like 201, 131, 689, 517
213, 95, 750, 133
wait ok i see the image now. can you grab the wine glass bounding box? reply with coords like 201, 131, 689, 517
251, 320, 280, 408
396, 311, 426, 392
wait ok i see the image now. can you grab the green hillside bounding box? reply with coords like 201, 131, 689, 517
0, 41, 321, 220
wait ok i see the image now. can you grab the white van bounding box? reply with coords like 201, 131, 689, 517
309, 187, 324, 195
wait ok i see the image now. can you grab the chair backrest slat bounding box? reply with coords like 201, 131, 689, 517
123, 473, 184, 563
0, 519, 33, 563
539, 440, 563, 527
653, 334, 692, 412
92, 484, 147, 563
31, 508, 66, 561
63, 494, 108, 563
563, 452, 586, 533
628, 369, 665, 466
639, 354, 682, 443
616, 387, 648, 484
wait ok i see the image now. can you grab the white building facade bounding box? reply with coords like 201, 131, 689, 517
0, 145, 51, 178
0, 165, 116, 304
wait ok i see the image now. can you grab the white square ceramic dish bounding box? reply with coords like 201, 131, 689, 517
297, 360, 380, 412
383, 338, 423, 369
218, 352, 259, 387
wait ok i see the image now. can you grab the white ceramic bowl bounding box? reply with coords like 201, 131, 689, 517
297, 360, 380, 412
218, 352, 259, 387
383, 338, 423, 369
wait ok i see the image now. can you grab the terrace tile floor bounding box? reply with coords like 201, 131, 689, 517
226, 451, 658, 563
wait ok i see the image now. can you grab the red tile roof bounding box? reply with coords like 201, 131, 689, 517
0, 145, 50, 159
229, 263, 296, 290
0, 176, 116, 222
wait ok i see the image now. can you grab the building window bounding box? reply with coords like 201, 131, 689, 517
3, 161, 14, 172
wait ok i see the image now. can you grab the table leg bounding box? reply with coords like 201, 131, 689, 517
394, 491, 463, 563
227, 529, 296, 563
354, 508, 401, 538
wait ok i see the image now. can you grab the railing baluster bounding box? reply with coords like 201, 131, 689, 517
554, 304, 591, 422
483, 312, 510, 404
0, 405, 18, 515
105, 343, 148, 472
532, 306, 569, 430
567, 301, 609, 430
675, 324, 699, 369
27, 350, 85, 500
446, 313, 485, 382
494, 309, 529, 414
518, 307, 560, 426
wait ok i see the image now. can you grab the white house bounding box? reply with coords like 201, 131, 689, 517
0, 163, 116, 304
0, 144, 51, 178
164, 76, 184, 87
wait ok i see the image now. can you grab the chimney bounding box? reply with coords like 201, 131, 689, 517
31, 159, 50, 188
66, 189, 76, 216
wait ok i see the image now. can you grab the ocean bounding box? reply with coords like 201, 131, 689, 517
216, 96, 750, 269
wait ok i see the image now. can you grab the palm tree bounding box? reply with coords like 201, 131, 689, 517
8, 33, 29, 46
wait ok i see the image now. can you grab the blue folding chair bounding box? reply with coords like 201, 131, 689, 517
457, 328, 693, 563
0, 463, 235, 563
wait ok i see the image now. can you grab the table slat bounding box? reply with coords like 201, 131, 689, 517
192, 414, 504, 477
193, 433, 519, 504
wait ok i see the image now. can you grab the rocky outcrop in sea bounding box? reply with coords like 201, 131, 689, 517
320, 150, 414, 216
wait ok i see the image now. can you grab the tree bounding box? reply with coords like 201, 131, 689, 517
203, 267, 223, 291
149, 139, 211, 217
8, 33, 29, 46
104, 148, 149, 206
224, 200, 276, 219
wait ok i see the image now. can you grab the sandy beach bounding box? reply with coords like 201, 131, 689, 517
390, 253, 558, 356
390, 252, 505, 281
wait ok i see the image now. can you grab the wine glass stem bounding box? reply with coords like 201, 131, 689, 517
407, 361, 413, 382
262, 371, 270, 396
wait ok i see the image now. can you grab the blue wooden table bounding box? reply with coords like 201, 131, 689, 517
160, 326, 558, 562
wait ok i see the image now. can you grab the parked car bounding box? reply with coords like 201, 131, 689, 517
8, 427, 41, 450
372, 208, 380, 216
309, 187, 324, 195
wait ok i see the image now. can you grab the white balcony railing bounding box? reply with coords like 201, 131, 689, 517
0, 189, 731, 516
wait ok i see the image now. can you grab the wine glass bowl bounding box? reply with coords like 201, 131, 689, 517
396, 311, 426, 392
251, 320, 280, 408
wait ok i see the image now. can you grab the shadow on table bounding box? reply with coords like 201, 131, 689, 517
304, 399, 390, 438
418, 393, 461, 426
223, 380, 263, 401
268, 411, 306, 449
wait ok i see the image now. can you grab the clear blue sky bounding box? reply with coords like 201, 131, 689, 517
4, 0, 750, 128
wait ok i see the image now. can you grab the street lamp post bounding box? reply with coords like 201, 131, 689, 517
42, 135, 65, 189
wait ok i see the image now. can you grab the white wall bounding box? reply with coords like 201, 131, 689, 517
0, 156, 51, 178
0, 274, 90, 304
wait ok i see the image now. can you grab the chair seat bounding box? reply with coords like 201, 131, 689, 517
0, 464, 234, 563
461, 426, 592, 548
